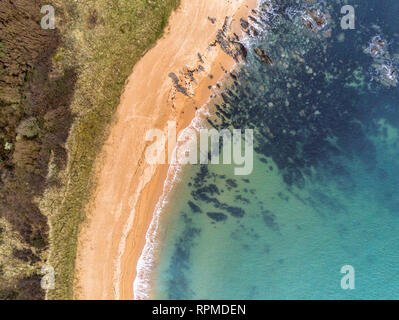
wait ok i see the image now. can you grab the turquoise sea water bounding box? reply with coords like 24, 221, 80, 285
148, 0, 399, 299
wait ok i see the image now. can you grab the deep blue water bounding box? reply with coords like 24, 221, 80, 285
151, 0, 399, 299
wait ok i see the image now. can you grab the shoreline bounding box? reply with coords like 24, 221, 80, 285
133, 101, 215, 299
75, 0, 258, 300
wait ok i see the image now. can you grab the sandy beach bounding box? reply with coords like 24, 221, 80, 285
75, 0, 258, 300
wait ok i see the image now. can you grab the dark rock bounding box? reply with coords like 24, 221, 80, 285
207, 16, 216, 24
226, 179, 238, 188
254, 47, 274, 65
188, 201, 202, 214
261, 210, 280, 231
240, 18, 249, 30
225, 206, 245, 218
207, 212, 228, 222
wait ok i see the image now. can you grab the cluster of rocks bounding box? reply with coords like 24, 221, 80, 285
366, 35, 398, 87
168, 72, 189, 96
367, 36, 387, 58
168, 61, 207, 102
301, 9, 328, 32
210, 16, 248, 64
187, 165, 249, 224
204, 0, 384, 191
168, 12, 256, 101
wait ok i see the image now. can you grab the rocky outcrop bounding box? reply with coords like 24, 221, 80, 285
214, 23, 248, 63
254, 47, 274, 65
301, 9, 328, 32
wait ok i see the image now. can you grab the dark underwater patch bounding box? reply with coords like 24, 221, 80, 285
226, 179, 238, 188
188, 201, 202, 214
203, 0, 399, 193
207, 212, 228, 222
261, 210, 280, 232
225, 206, 246, 218
235, 194, 250, 205
166, 213, 201, 299
159, 0, 399, 300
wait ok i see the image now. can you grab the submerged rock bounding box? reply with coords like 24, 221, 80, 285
225, 206, 245, 218
366, 36, 387, 57
301, 9, 328, 32
207, 212, 228, 222
226, 179, 238, 188
261, 210, 280, 232
374, 62, 398, 87
188, 201, 202, 214
254, 47, 274, 65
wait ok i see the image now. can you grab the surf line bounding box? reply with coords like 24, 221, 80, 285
132, 106, 208, 299
132, 0, 261, 298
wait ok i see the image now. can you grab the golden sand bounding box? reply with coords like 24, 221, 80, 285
75, 0, 258, 300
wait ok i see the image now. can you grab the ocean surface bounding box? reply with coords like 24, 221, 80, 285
140, 0, 399, 299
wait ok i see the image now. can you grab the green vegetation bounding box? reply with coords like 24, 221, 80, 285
41, 0, 180, 299
1, 0, 60, 299
0, 218, 40, 299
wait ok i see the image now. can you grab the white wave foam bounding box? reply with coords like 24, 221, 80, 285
133, 1, 260, 300
133, 105, 208, 299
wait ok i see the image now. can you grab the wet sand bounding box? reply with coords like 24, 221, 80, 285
75, 0, 257, 300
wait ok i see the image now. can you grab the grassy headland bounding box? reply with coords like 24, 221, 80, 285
43, 0, 180, 299
0, 0, 179, 299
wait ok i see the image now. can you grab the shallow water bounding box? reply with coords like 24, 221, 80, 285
148, 0, 399, 299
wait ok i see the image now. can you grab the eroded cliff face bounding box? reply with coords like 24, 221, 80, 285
0, 0, 75, 299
